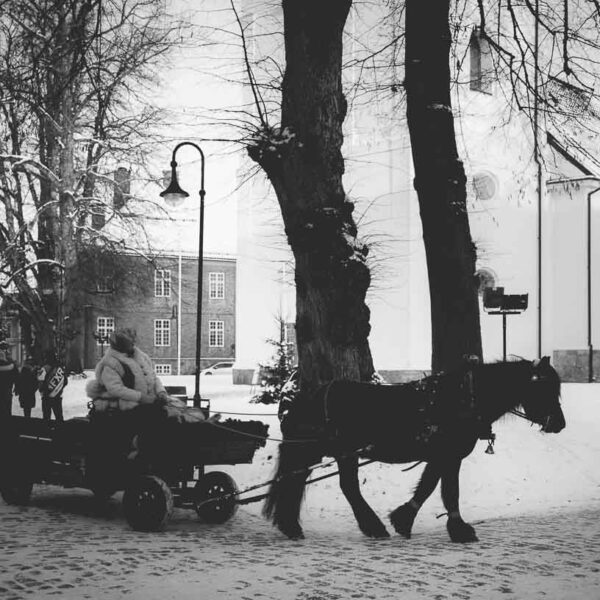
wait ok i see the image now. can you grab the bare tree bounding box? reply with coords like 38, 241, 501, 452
404, 0, 483, 372
335, 0, 600, 371
197, 0, 600, 383
0, 0, 183, 368
242, 0, 375, 391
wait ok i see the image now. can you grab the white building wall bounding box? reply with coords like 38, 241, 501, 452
456, 79, 542, 361
546, 179, 600, 353
233, 3, 600, 381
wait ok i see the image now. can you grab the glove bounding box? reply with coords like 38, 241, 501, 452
156, 391, 169, 406
139, 392, 154, 404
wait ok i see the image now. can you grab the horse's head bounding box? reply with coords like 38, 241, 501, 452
521, 356, 566, 433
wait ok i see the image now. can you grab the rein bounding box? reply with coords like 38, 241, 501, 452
509, 408, 529, 421
195, 448, 423, 510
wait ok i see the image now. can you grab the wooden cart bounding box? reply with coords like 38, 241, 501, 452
0, 410, 269, 532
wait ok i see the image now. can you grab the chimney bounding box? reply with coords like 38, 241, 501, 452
113, 166, 131, 210
162, 169, 172, 190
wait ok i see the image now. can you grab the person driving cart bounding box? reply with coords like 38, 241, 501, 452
88, 327, 170, 411
86, 328, 216, 471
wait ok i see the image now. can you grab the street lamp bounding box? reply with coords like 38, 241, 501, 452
160, 142, 205, 407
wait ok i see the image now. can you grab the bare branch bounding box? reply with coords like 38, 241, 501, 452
229, 0, 269, 128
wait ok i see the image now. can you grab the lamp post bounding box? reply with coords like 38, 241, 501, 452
160, 142, 205, 407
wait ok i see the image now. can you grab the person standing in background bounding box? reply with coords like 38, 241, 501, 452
38, 355, 67, 422
16, 359, 38, 417
0, 343, 17, 417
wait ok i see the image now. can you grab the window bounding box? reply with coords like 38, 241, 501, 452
155, 269, 171, 297
209, 320, 224, 347
96, 316, 115, 345
470, 27, 493, 93
209, 272, 225, 299
472, 171, 498, 201
155, 364, 172, 375
154, 319, 171, 347
96, 276, 112, 293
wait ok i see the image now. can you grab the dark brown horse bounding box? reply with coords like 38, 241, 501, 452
264, 357, 565, 542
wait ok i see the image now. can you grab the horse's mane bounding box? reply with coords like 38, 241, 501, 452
475, 358, 561, 396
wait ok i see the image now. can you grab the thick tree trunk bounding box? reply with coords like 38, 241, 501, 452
249, 0, 374, 392
405, 0, 482, 373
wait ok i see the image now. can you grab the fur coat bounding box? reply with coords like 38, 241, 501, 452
86, 347, 166, 410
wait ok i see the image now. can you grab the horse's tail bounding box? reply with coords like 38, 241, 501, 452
262, 439, 322, 537
263, 383, 329, 538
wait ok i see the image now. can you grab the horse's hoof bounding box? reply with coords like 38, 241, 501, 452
447, 518, 478, 543
390, 503, 417, 539
362, 525, 390, 539
278, 523, 305, 540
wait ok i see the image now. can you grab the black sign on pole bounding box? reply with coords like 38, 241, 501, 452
483, 288, 528, 361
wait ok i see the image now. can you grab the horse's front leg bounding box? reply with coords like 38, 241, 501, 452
389, 461, 441, 539
441, 458, 478, 543
337, 456, 390, 538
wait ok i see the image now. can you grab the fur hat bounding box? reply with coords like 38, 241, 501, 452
109, 328, 137, 353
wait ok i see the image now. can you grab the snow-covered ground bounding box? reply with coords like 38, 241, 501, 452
2, 376, 599, 599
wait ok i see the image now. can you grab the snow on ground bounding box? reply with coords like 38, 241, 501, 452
2, 375, 600, 599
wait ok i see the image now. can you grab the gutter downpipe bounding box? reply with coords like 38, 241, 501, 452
534, 0, 543, 359
588, 187, 600, 382
178, 252, 182, 375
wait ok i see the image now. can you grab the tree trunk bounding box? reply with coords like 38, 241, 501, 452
249, 0, 374, 392
405, 0, 482, 373
36, 1, 81, 369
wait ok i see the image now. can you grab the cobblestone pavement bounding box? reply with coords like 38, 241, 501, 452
1, 484, 599, 600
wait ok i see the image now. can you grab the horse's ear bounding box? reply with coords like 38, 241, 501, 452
532, 356, 551, 369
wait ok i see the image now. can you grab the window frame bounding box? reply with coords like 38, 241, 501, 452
154, 269, 172, 298
96, 316, 115, 345
208, 320, 225, 347
470, 28, 493, 94
209, 272, 225, 300
155, 364, 172, 375
154, 319, 171, 347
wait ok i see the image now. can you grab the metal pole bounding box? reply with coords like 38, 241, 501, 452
587, 187, 600, 383
163, 141, 206, 406
502, 313, 507, 361
177, 252, 182, 376
194, 189, 205, 407
534, 0, 543, 359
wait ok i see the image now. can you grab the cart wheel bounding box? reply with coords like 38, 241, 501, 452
194, 471, 239, 524
123, 475, 173, 532
0, 465, 33, 506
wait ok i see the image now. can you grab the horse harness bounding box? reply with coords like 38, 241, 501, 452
320, 371, 498, 454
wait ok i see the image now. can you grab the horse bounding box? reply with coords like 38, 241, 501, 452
263, 356, 565, 542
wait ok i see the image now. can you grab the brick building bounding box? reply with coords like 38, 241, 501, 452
81, 252, 236, 373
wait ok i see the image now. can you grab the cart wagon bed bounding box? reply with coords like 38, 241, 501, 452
0, 413, 269, 531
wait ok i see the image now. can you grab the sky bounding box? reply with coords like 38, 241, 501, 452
141, 0, 255, 257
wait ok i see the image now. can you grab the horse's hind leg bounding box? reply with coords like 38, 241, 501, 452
338, 456, 390, 538
390, 461, 441, 539
441, 458, 478, 543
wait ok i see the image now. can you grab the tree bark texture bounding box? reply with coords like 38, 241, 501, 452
249, 0, 374, 392
405, 0, 482, 373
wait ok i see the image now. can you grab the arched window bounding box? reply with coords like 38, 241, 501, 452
470, 27, 493, 93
